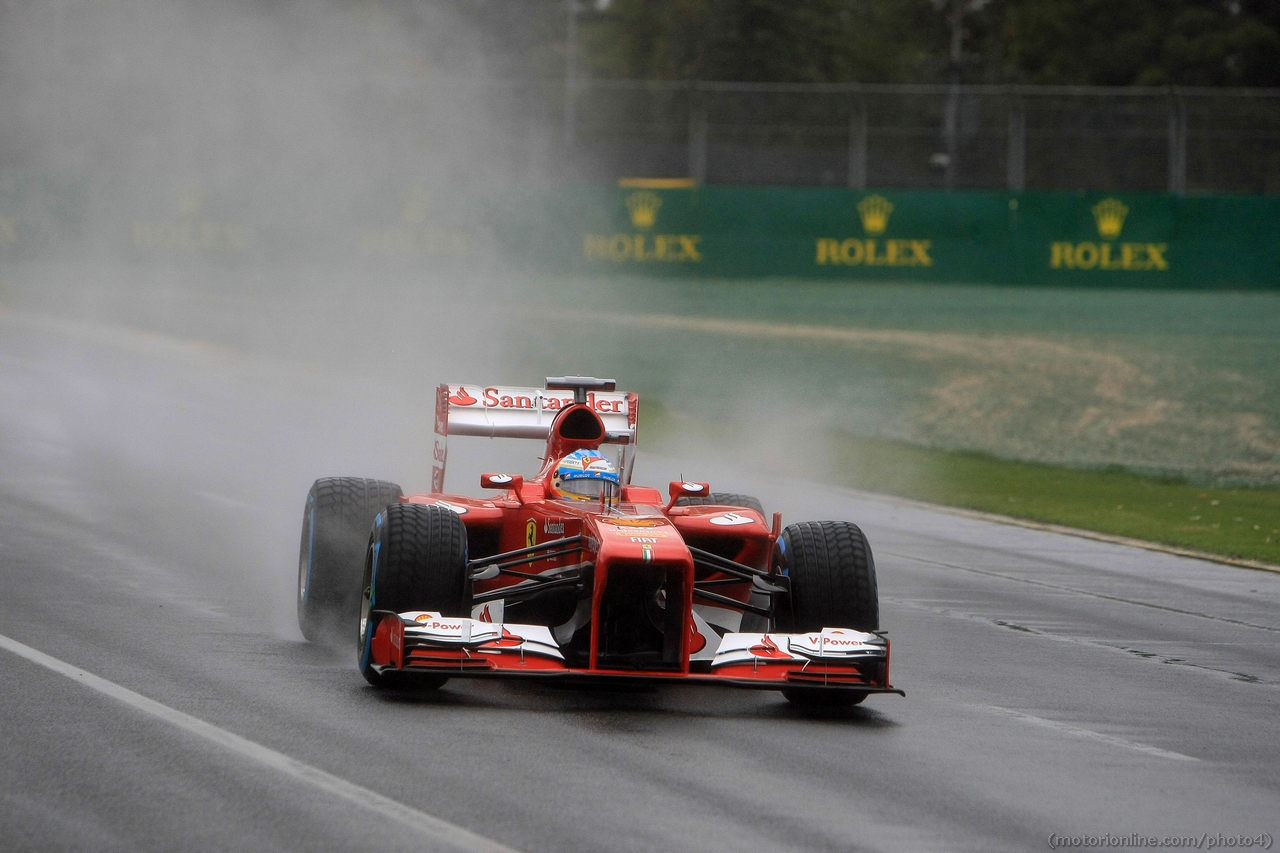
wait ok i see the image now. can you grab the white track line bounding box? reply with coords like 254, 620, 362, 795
976, 704, 1198, 762
0, 633, 520, 853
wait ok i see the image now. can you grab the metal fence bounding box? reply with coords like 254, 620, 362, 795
518, 81, 1280, 195
12, 70, 1280, 205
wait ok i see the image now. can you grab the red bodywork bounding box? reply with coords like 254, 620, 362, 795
365, 389, 899, 697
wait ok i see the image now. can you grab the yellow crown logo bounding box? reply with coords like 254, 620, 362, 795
1092, 198, 1129, 240
175, 186, 204, 218
856, 195, 893, 236
625, 191, 662, 230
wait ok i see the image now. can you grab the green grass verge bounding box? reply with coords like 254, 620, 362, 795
829, 433, 1280, 567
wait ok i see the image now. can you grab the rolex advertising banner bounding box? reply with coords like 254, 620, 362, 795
4, 176, 1277, 288
516, 185, 1280, 289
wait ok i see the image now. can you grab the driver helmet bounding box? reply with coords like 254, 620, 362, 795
551, 449, 620, 502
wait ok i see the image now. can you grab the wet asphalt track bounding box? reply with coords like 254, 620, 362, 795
1, 307, 1278, 853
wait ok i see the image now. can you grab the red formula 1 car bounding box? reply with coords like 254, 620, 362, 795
297, 377, 901, 707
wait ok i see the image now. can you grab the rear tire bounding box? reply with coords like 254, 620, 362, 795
358, 504, 468, 687
675, 492, 765, 515
677, 493, 766, 630
775, 521, 879, 709
298, 477, 402, 644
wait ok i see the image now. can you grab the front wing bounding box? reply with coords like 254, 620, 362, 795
368, 612, 904, 696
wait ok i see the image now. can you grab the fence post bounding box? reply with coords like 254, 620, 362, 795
847, 92, 868, 190
1168, 88, 1187, 195
688, 83, 707, 185
942, 83, 960, 188
1007, 94, 1026, 193
563, 0, 579, 145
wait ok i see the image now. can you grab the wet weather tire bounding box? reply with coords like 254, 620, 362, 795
357, 504, 468, 688
776, 521, 879, 709
675, 492, 765, 515
776, 521, 878, 633
298, 477, 402, 644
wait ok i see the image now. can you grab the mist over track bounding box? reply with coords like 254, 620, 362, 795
1, 1, 1276, 846
1, 299, 1277, 852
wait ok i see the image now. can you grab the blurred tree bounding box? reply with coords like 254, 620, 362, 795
450, 0, 1280, 87
579, 0, 945, 83
445, 0, 571, 80
984, 0, 1280, 86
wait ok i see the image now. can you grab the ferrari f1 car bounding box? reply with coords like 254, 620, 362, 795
297, 377, 901, 707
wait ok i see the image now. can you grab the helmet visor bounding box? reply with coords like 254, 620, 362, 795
560, 477, 619, 501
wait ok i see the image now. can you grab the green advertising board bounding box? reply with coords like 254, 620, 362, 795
4, 173, 1275, 288
509, 185, 1280, 289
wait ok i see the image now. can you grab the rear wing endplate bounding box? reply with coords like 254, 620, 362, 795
432, 381, 639, 493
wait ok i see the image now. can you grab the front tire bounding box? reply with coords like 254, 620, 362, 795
358, 504, 468, 687
776, 521, 878, 633
775, 520, 879, 708
298, 477, 402, 644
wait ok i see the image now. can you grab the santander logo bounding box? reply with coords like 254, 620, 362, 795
484, 627, 526, 648
749, 634, 789, 658
449, 386, 479, 406
451, 386, 624, 414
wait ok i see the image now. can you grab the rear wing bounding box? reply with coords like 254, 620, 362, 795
432, 379, 639, 493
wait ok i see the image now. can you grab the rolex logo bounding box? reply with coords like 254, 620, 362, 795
817, 194, 929, 268
625, 191, 662, 230
1092, 198, 1128, 241
1050, 197, 1165, 271
586, 189, 699, 263
856, 195, 893, 236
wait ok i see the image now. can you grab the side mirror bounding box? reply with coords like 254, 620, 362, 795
480, 473, 524, 497
666, 480, 710, 511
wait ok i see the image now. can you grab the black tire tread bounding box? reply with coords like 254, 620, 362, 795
298, 476, 402, 642
778, 520, 878, 633
373, 504, 468, 616
674, 492, 765, 515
